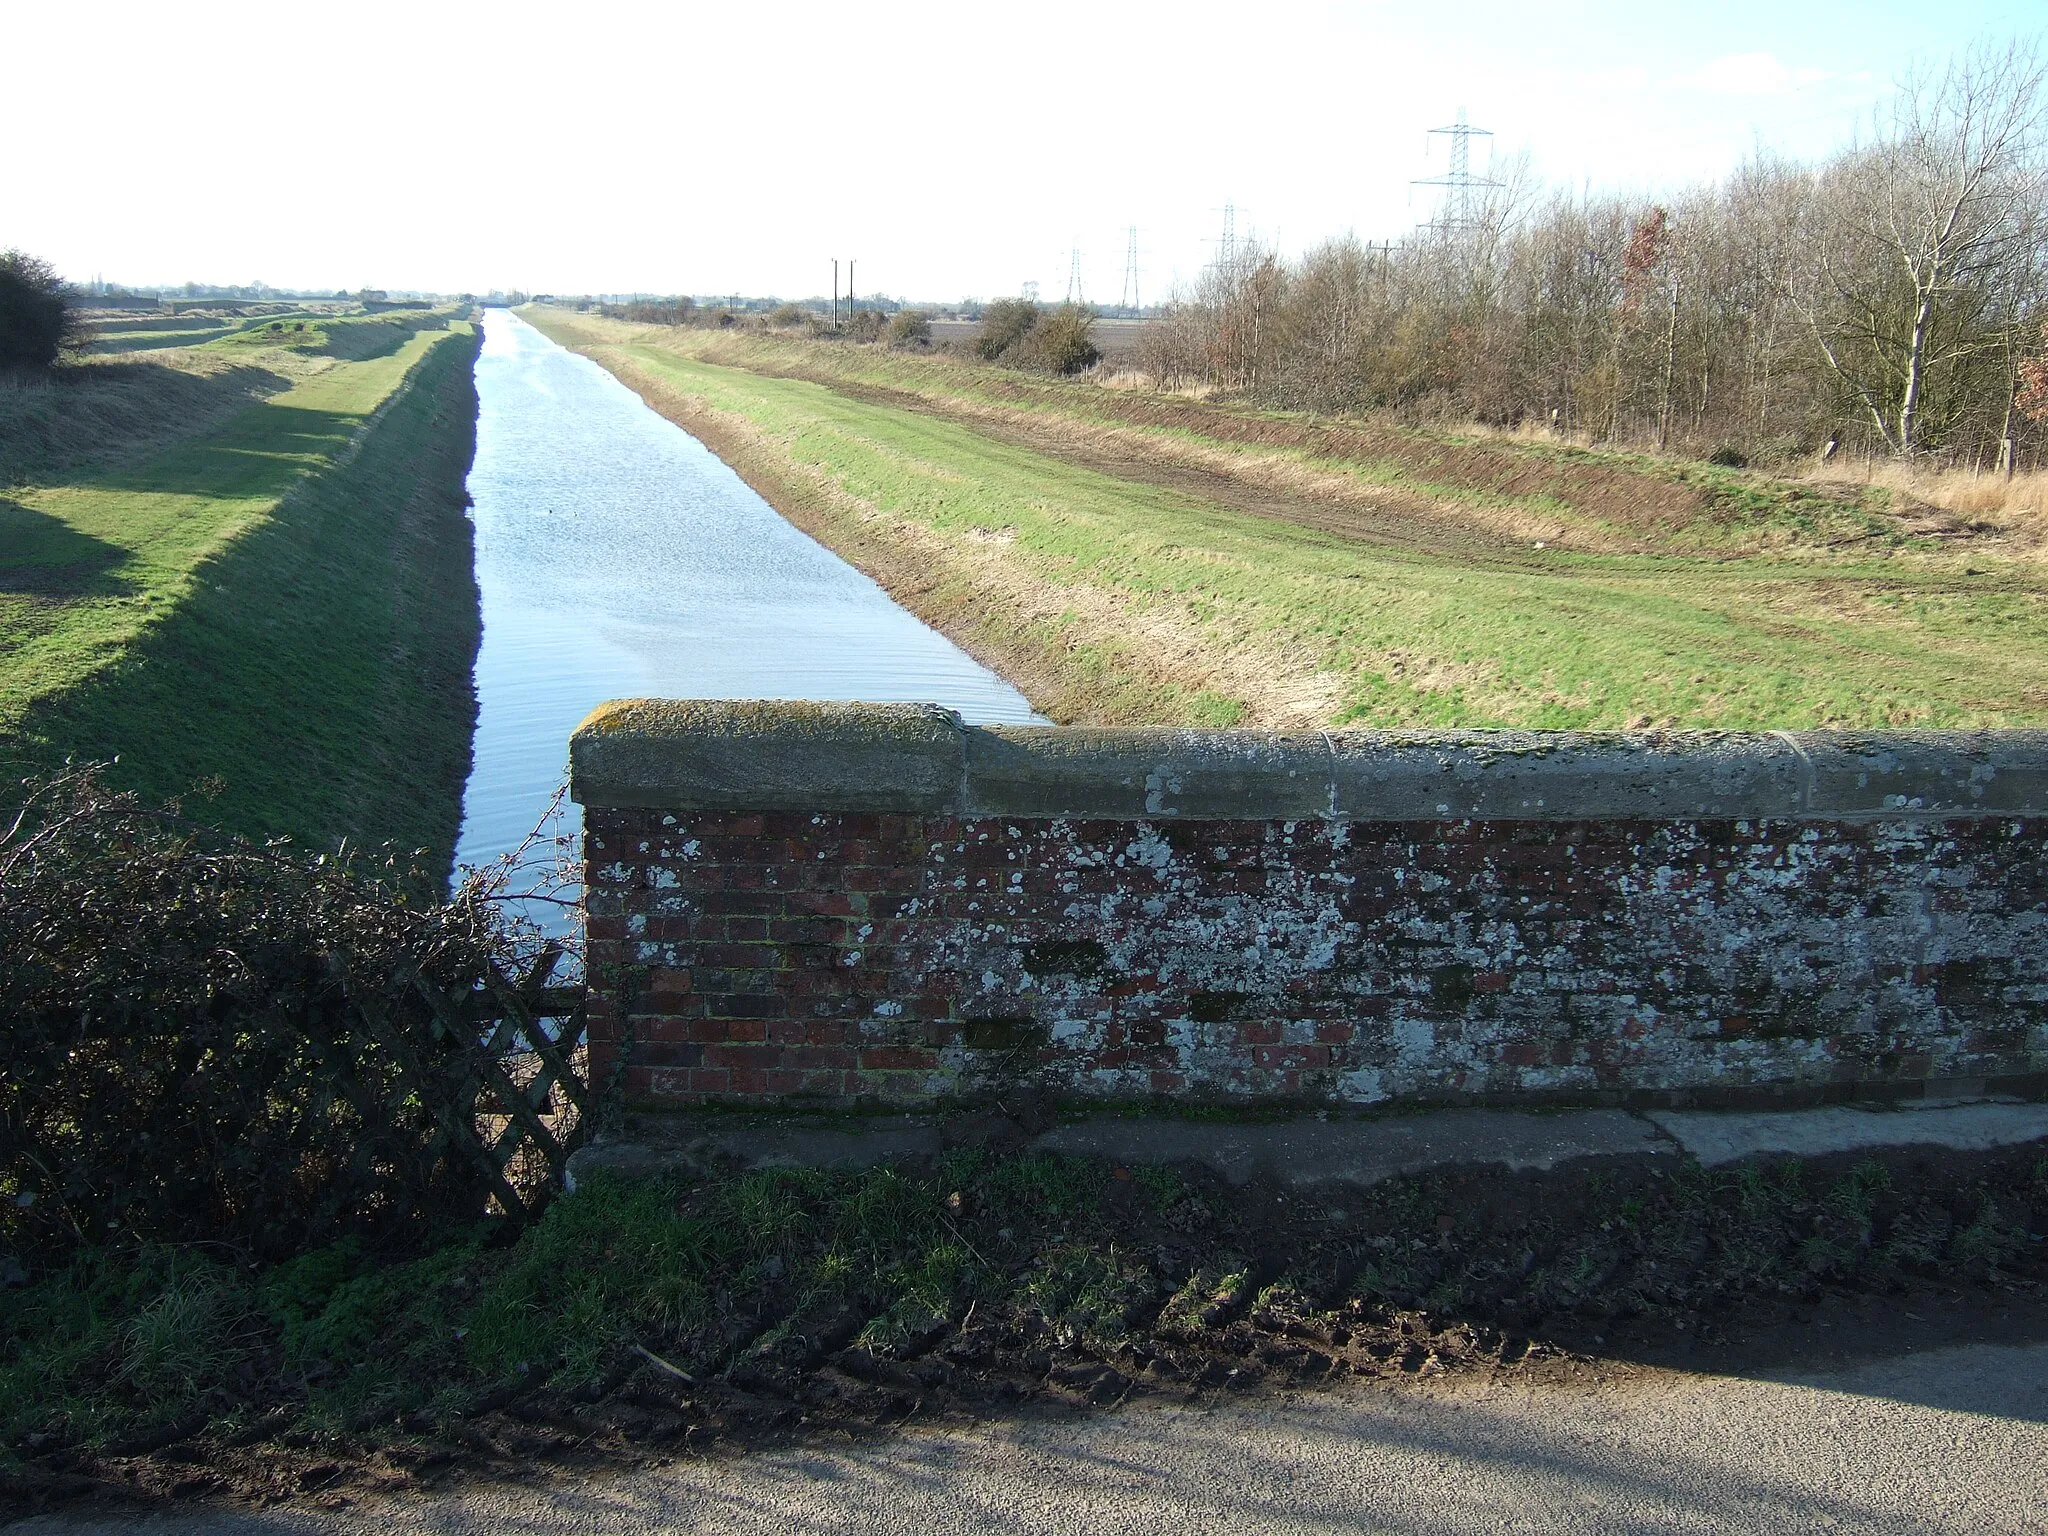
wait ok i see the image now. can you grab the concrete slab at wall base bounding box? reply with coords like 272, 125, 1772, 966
1648, 1099, 2048, 1166
566, 1099, 2048, 1192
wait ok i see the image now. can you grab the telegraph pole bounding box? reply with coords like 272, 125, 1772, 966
832, 259, 838, 329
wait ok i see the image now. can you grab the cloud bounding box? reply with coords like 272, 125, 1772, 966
1690, 52, 1829, 97
1579, 66, 1651, 93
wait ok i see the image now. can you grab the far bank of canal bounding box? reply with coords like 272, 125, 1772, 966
453, 309, 1038, 914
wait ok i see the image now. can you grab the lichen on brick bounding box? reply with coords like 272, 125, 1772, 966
581, 802, 2048, 1110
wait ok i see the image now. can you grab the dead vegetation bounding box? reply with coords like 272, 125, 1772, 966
1806, 462, 2048, 548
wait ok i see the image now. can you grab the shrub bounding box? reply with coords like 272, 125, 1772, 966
0, 249, 83, 371
847, 308, 885, 342
976, 297, 1040, 361
0, 769, 587, 1270
1708, 444, 1749, 468
1009, 303, 1100, 375
887, 309, 933, 347
600, 298, 693, 326
768, 302, 808, 327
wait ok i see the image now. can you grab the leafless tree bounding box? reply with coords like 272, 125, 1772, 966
1133, 41, 2047, 467
1795, 41, 2047, 454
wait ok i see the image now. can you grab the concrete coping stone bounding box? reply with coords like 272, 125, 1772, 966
570, 698, 2048, 821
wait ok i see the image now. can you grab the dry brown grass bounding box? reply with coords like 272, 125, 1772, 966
1806, 462, 2048, 543
1095, 368, 1218, 400
1399, 416, 2048, 541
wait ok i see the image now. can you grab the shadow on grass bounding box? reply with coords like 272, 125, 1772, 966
84, 403, 365, 500
0, 499, 134, 597
211, 314, 447, 365
317, 314, 449, 362
6, 1143, 2044, 1528
18, 330, 485, 874
0, 361, 297, 489
85, 326, 240, 354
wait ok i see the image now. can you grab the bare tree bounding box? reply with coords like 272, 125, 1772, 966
1128, 42, 2046, 467
1796, 42, 2047, 454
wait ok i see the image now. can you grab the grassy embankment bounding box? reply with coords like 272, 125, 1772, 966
526, 308, 2048, 731
82, 310, 326, 356
0, 310, 484, 872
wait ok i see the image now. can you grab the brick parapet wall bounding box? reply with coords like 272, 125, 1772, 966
575, 701, 2048, 1110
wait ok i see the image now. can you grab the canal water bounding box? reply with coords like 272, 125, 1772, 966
451, 309, 1038, 914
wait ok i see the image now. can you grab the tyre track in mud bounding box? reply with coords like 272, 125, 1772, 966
684, 359, 1549, 566
668, 349, 2017, 586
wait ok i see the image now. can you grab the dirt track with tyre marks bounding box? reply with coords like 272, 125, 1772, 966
680, 337, 1943, 560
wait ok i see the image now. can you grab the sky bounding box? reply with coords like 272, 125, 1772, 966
4, 0, 2041, 302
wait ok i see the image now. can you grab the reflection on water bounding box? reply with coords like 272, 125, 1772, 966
452, 309, 1039, 921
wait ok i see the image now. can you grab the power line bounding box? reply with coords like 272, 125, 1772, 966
1065, 242, 1085, 305
1412, 106, 1498, 231
1119, 226, 1141, 315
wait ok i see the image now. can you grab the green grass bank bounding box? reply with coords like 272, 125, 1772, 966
526, 309, 2048, 732
1, 312, 484, 874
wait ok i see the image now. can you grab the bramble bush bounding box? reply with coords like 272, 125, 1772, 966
0, 250, 83, 372
975, 297, 1039, 361
0, 768, 580, 1272
1010, 303, 1100, 375
974, 299, 1098, 374
886, 309, 932, 347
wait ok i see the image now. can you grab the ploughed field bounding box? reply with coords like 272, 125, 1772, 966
526, 307, 2048, 731
0, 306, 483, 869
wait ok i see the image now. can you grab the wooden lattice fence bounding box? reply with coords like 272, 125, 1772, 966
416, 942, 593, 1224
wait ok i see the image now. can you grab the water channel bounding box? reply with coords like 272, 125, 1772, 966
451, 309, 1038, 916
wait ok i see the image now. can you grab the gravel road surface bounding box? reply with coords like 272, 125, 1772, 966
17, 1341, 2047, 1535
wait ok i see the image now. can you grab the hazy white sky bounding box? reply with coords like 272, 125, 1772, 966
5, 0, 2040, 300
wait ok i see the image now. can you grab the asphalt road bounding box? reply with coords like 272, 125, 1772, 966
18, 1341, 2048, 1535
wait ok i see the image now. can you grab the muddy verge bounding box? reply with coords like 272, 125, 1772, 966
8, 1136, 2043, 1524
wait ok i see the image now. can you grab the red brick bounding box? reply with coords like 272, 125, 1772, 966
587, 804, 2048, 1109
787, 1045, 859, 1070
859, 1045, 940, 1071
692, 942, 778, 969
